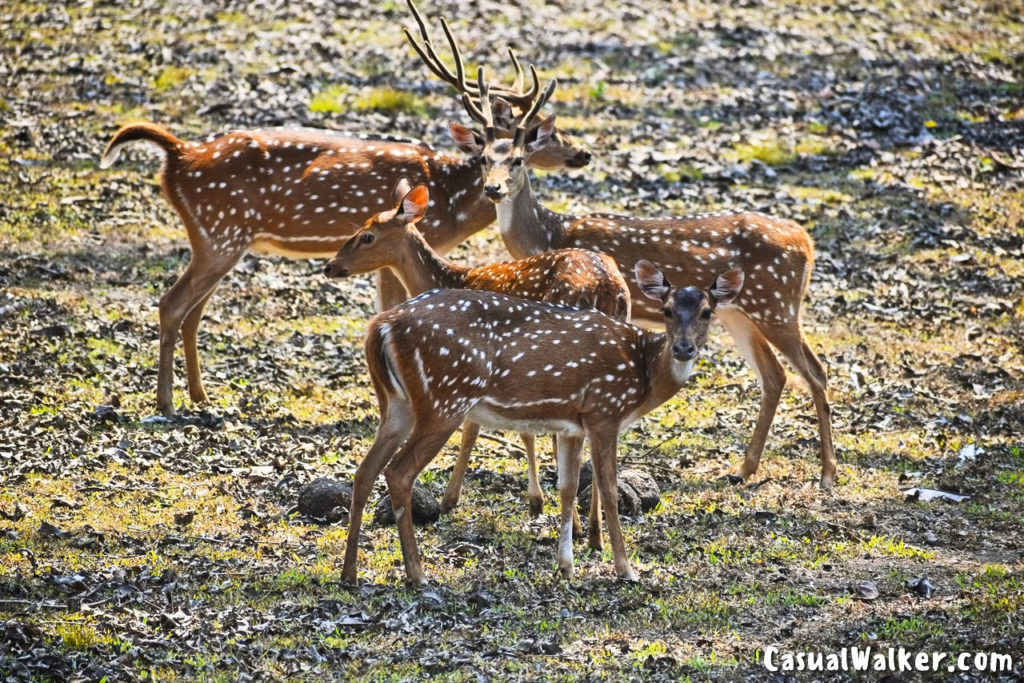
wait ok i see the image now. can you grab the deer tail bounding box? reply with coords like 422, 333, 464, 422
100, 122, 184, 169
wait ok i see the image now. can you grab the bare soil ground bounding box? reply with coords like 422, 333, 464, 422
1, 0, 1022, 680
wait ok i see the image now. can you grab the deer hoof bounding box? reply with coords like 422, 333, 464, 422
617, 567, 639, 583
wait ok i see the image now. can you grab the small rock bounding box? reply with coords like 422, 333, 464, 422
37, 521, 69, 539
297, 477, 353, 522
906, 576, 935, 598
578, 481, 643, 517
618, 470, 661, 512
173, 510, 196, 527
32, 323, 73, 339
372, 484, 440, 526
576, 463, 661, 514
854, 580, 879, 601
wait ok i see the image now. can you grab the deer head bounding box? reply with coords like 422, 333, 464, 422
448, 67, 560, 201
323, 178, 428, 279
635, 260, 745, 362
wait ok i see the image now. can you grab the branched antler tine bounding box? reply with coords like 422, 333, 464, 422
439, 18, 468, 94
461, 92, 488, 125
403, 0, 471, 95
520, 77, 556, 129
476, 67, 496, 139
508, 47, 524, 91
488, 62, 541, 108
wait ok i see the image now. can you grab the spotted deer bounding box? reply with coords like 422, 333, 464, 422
447, 69, 836, 489
323, 176, 629, 523
343, 263, 743, 585
99, 30, 588, 416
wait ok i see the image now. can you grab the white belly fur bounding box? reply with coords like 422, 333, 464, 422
467, 403, 584, 437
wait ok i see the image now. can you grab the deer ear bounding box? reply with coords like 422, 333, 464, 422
449, 122, 484, 155
710, 269, 744, 306
526, 114, 556, 155
491, 97, 515, 130
392, 177, 413, 206
635, 260, 670, 301
398, 185, 429, 224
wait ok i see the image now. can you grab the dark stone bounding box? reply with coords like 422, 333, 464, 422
618, 469, 661, 512
297, 477, 352, 522
577, 481, 643, 517
372, 484, 440, 526
576, 466, 661, 515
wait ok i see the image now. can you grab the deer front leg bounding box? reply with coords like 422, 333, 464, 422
376, 269, 411, 311
587, 457, 602, 551
588, 427, 637, 581
523, 433, 544, 518
555, 434, 584, 579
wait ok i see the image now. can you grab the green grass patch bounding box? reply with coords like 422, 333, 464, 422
154, 65, 194, 93
309, 84, 349, 114
351, 88, 427, 116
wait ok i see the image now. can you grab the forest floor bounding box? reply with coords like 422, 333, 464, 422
1, 0, 1022, 680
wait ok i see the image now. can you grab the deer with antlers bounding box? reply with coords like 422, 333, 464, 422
322, 176, 629, 524
99, 1, 588, 416
444, 69, 836, 489
344, 263, 744, 585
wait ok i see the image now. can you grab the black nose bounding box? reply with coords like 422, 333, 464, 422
484, 184, 505, 200
672, 340, 696, 361
568, 150, 591, 168
323, 263, 347, 278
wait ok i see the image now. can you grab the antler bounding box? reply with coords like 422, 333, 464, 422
513, 78, 557, 146
461, 67, 496, 142
404, 0, 541, 110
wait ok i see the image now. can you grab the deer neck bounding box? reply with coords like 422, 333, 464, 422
428, 155, 496, 252
632, 331, 695, 418
496, 172, 564, 259
389, 228, 470, 296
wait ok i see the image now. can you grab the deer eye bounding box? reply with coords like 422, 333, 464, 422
661, 307, 673, 319
510, 157, 524, 168
701, 309, 713, 320
361, 233, 375, 244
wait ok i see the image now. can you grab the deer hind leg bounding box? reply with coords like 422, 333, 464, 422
587, 425, 636, 581
156, 249, 241, 415
440, 421, 480, 514
759, 322, 836, 490
179, 287, 217, 405
717, 309, 786, 485
555, 434, 584, 579
384, 418, 462, 586
342, 397, 412, 584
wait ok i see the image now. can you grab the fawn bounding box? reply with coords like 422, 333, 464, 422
343, 261, 743, 585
